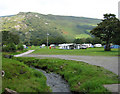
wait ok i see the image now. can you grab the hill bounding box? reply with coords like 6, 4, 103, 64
0, 12, 101, 43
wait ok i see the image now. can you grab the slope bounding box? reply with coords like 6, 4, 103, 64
0, 12, 101, 43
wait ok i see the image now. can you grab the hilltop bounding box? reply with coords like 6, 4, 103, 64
0, 12, 101, 43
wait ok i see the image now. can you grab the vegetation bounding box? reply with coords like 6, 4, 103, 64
2, 43, 16, 52
17, 44, 24, 50
90, 14, 120, 51
0, 12, 101, 43
2, 31, 20, 45
2, 42, 26, 52
2, 57, 51, 93
29, 46, 119, 56
73, 37, 102, 44
1, 13, 119, 46
2, 49, 28, 55
1, 11, 119, 94
2, 31, 25, 52
13, 57, 120, 93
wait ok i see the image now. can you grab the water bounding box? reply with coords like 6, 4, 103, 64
32, 67, 71, 92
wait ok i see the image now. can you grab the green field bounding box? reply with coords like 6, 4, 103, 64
28, 46, 119, 56
2, 58, 51, 93
14, 57, 120, 93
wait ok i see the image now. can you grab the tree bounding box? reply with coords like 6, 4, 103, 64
90, 14, 120, 51
17, 44, 24, 50
2, 31, 20, 45
2, 43, 16, 52
112, 20, 120, 45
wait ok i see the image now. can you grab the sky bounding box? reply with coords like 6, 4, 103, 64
0, 0, 119, 19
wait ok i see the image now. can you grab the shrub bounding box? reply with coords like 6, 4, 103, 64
2, 43, 16, 52
17, 44, 24, 50
2, 46, 8, 52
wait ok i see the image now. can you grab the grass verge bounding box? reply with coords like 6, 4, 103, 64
13, 57, 120, 93
2, 57, 51, 93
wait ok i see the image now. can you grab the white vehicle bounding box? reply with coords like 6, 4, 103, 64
59, 43, 75, 49
94, 44, 102, 47
82, 44, 93, 48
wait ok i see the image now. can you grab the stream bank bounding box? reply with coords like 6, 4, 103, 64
32, 67, 71, 93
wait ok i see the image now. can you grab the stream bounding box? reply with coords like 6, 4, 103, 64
32, 67, 71, 93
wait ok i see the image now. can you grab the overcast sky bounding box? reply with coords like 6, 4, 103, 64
0, 0, 119, 19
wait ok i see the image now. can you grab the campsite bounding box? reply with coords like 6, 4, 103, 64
1, 0, 120, 93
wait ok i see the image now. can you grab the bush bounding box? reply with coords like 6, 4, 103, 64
2, 46, 8, 52
2, 43, 16, 52
17, 44, 24, 50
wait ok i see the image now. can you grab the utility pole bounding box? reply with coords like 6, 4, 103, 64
45, 22, 49, 48
47, 33, 49, 48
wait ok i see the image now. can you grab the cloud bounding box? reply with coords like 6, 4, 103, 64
0, 0, 119, 19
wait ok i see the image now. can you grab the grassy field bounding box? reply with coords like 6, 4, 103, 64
28, 46, 119, 56
14, 57, 120, 93
2, 57, 51, 93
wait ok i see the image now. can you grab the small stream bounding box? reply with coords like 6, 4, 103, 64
32, 67, 71, 92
